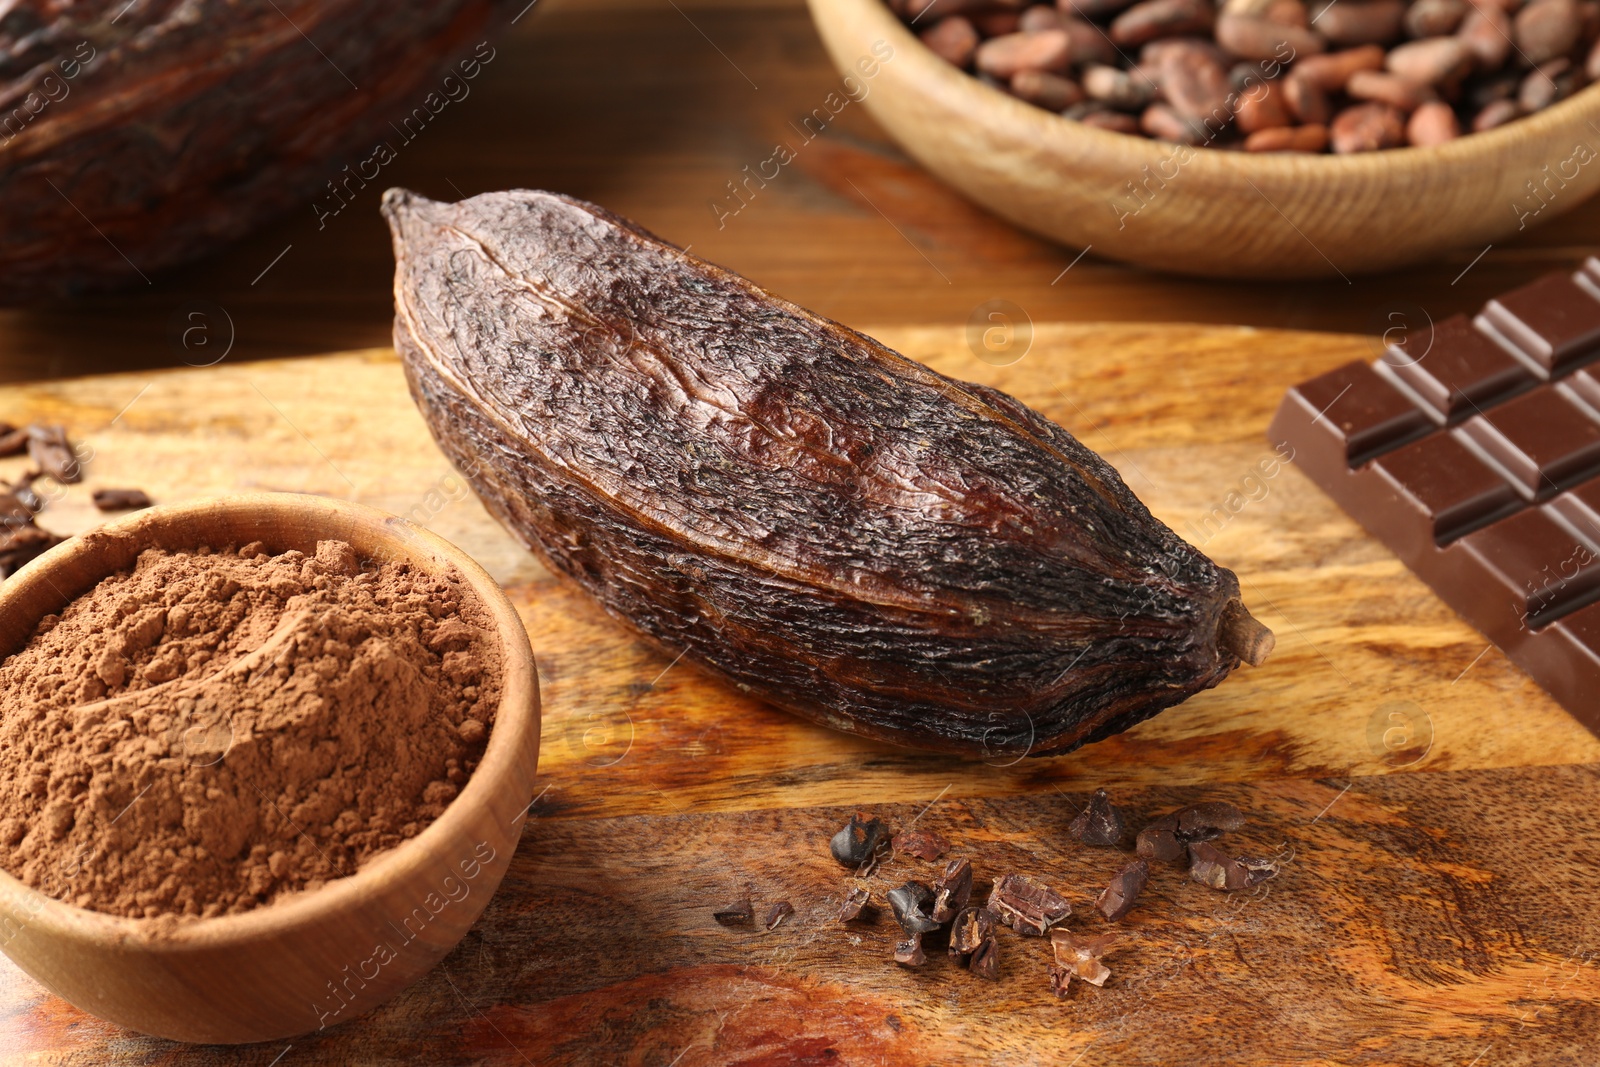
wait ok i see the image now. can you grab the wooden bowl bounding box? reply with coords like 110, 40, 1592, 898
808, 0, 1600, 278
0, 494, 540, 1044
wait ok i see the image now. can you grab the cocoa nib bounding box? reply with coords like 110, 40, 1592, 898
1096, 858, 1150, 922
1069, 788, 1126, 847
712, 894, 754, 926
987, 873, 1071, 936
0, 426, 26, 458
894, 932, 927, 967
92, 488, 152, 512
949, 906, 1000, 979
1049, 930, 1119, 996
1138, 799, 1247, 861
893, 828, 951, 862
1188, 842, 1281, 891
25, 425, 81, 485
831, 814, 889, 870
764, 901, 795, 930
887, 881, 941, 934
0, 523, 62, 579
930, 858, 973, 923
838, 884, 874, 923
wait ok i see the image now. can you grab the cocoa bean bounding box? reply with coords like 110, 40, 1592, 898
1064, 0, 1143, 18
1314, 0, 1405, 45
1515, 0, 1582, 64
1406, 98, 1463, 142
974, 11, 1026, 34
1347, 68, 1440, 107
1159, 41, 1235, 118
1588, 33, 1600, 78
1141, 100, 1212, 139
1243, 121, 1331, 147
921, 16, 982, 67
1012, 68, 1088, 107
1329, 99, 1408, 149
1386, 36, 1473, 83
1518, 55, 1581, 109
1235, 79, 1295, 128
975, 29, 1073, 77
1284, 69, 1334, 118
1064, 17, 1123, 63
906, 0, 1026, 15
1084, 62, 1160, 106
1021, 5, 1068, 31
1264, 0, 1311, 27
1404, 0, 1469, 37
1472, 96, 1525, 127
1292, 43, 1387, 87
1111, 0, 1217, 46
1215, 12, 1327, 58
1080, 107, 1146, 130
1459, 4, 1515, 69
1470, 68, 1523, 103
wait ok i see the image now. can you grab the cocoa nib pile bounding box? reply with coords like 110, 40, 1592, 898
898, 0, 1593, 152
714, 790, 1285, 997
0, 540, 500, 920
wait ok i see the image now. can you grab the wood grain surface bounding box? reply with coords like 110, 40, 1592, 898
4, 0, 1600, 384
1, 322, 1599, 1063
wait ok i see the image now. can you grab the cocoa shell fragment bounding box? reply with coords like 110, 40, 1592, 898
383, 189, 1271, 757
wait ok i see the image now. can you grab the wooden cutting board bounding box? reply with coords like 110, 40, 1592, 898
2, 323, 1598, 1066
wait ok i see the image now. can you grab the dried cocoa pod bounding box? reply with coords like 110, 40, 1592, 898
384, 189, 1273, 757
0, 0, 516, 302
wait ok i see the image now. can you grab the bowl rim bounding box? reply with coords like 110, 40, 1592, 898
0, 492, 539, 951
827, 0, 1600, 175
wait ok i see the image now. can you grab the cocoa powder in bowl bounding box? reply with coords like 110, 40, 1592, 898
0, 539, 502, 921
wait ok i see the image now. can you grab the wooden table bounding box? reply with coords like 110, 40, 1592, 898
5, 2, 1600, 1064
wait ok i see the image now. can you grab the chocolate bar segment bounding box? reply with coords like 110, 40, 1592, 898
1456, 386, 1600, 500
1286, 361, 1433, 467
1271, 265, 1600, 739
1379, 313, 1536, 422
1371, 433, 1521, 544
1476, 272, 1600, 376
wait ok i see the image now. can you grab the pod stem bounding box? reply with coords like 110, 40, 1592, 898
1218, 599, 1275, 667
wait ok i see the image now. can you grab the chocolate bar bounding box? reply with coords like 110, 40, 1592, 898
1270, 261, 1600, 730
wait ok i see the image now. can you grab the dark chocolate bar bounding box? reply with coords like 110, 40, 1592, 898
1271, 261, 1600, 730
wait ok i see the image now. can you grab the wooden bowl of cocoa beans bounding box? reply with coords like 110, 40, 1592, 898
809, 0, 1600, 277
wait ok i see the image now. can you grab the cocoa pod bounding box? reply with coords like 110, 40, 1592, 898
1243, 121, 1331, 148
0, 0, 517, 302
1329, 100, 1408, 149
975, 29, 1073, 76
1347, 68, 1440, 108
1386, 36, 1473, 84
384, 189, 1273, 757
1405, 0, 1469, 37
1473, 96, 1526, 127
1315, 0, 1406, 45
1292, 43, 1387, 88
1110, 0, 1217, 46
1011, 68, 1087, 108
921, 16, 982, 67
1214, 13, 1327, 58
1406, 99, 1463, 142
1515, 0, 1583, 63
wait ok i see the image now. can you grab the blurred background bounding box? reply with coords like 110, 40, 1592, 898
2, 0, 1596, 384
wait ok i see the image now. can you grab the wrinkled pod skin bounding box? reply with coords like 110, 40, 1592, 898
382, 188, 1272, 757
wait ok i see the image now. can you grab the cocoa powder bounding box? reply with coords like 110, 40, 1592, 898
0, 539, 501, 921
